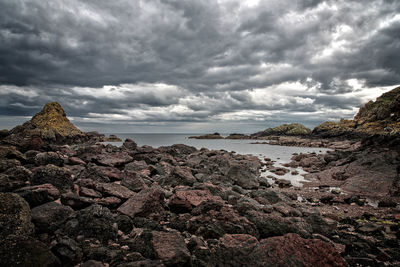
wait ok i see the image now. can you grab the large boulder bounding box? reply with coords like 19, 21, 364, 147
169, 189, 224, 213
31, 202, 74, 233
31, 164, 74, 192
151, 231, 190, 266
117, 187, 165, 218
0, 193, 34, 238
62, 204, 117, 243
250, 233, 346, 267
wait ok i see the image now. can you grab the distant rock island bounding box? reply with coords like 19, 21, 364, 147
251, 123, 312, 137
0, 87, 399, 266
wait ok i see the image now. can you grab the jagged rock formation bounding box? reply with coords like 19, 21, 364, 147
29, 102, 83, 139
1, 102, 104, 150
252, 123, 312, 138
313, 86, 400, 138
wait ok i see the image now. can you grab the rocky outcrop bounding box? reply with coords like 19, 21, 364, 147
313, 86, 400, 138
1, 102, 106, 150
189, 132, 223, 139
252, 123, 312, 138
1, 102, 400, 266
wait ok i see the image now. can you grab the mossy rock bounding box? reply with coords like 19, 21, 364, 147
0, 193, 34, 238
30, 102, 83, 140
255, 123, 312, 137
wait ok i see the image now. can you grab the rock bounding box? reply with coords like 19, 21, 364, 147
313, 86, 400, 137
189, 133, 223, 139
213, 234, 259, 266
31, 164, 74, 192
250, 233, 346, 267
117, 187, 165, 218
61, 192, 93, 210
227, 163, 259, 189
0, 192, 34, 238
31, 202, 74, 233
378, 199, 397, 207
245, 211, 309, 239
252, 123, 311, 137
29, 102, 83, 140
225, 133, 250, 139
63, 204, 117, 243
151, 231, 190, 266
186, 206, 258, 239
34, 152, 64, 166
0, 235, 60, 266
80, 187, 102, 198
169, 189, 224, 213
357, 223, 384, 234
161, 166, 196, 187
121, 171, 148, 192
0, 145, 26, 162
94, 196, 121, 208
122, 138, 138, 150
95, 152, 133, 167
106, 134, 122, 142
15, 184, 60, 207
304, 211, 337, 237
276, 179, 292, 188
125, 160, 148, 172
95, 182, 135, 199
68, 156, 86, 165
52, 236, 82, 265
116, 214, 134, 234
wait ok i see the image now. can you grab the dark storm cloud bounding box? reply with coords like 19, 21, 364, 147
0, 0, 399, 132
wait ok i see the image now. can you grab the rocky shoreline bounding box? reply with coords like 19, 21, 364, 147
1, 97, 400, 266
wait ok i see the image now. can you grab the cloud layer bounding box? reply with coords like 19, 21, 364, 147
0, 0, 399, 132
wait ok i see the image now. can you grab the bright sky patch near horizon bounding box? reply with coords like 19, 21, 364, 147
0, 0, 399, 133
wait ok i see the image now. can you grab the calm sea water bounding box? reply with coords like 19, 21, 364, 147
105, 133, 330, 187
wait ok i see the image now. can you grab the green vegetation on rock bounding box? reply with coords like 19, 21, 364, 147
253, 123, 312, 137
313, 86, 400, 137
29, 102, 83, 139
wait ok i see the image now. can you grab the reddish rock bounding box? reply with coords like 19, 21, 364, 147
68, 156, 86, 165
122, 138, 138, 151
94, 196, 121, 208
187, 206, 258, 239
79, 187, 102, 198
151, 231, 190, 266
121, 171, 148, 192
95, 152, 133, 167
213, 234, 259, 266
95, 182, 135, 199
15, 183, 60, 207
250, 233, 347, 267
169, 189, 224, 213
161, 166, 196, 187
117, 187, 165, 217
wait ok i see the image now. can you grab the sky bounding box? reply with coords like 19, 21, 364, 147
0, 0, 399, 133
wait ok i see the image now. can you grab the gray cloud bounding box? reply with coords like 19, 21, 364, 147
0, 0, 399, 132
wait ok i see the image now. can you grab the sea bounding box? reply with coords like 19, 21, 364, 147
104, 133, 330, 187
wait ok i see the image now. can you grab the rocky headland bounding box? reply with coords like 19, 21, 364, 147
0, 94, 400, 266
